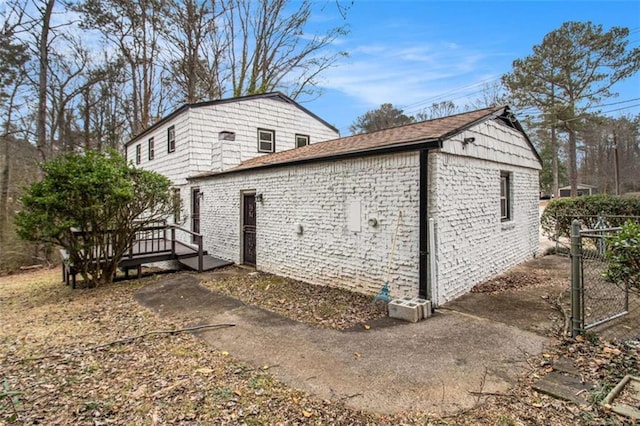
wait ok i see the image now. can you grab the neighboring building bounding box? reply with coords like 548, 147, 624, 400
559, 184, 598, 197
187, 105, 542, 306
125, 92, 340, 230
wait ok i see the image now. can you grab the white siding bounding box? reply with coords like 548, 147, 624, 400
439, 120, 542, 170
196, 152, 421, 298
190, 97, 339, 172
126, 96, 339, 186
126, 112, 191, 185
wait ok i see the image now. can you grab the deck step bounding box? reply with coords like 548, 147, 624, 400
178, 255, 233, 272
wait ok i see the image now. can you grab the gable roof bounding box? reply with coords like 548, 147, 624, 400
190, 105, 540, 180
126, 92, 338, 146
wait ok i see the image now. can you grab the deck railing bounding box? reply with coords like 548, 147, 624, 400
70, 222, 204, 272
170, 225, 204, 272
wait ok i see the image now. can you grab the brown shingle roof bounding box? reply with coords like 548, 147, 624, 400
190, 105, 520, 179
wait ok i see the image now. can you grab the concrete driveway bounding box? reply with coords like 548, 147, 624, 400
136, 275, 550, 415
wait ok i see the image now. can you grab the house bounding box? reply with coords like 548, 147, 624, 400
185, 105, 542, 306
559, 184, 598, 197
125, 92, 340, 232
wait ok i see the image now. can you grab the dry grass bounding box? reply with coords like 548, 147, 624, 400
1, 267, 637, 425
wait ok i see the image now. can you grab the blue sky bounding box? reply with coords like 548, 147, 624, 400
300, 1, 640, 135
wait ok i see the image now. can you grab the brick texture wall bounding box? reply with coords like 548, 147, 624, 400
196, 152, 421, 297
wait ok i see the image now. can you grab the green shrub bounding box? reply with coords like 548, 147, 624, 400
541, 195, 640, 240
15, 150, 174, 287
604, 221, 640, 293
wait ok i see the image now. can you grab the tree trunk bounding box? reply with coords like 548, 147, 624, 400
37, 0, 55, 163
568, 128, 578, 196
551, 125, 559, 198
0, 136, 9, 247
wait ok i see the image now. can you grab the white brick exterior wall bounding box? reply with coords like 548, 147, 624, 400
189, 117, 540, 304
428, 120, 540, 305
197, 152, 421, 297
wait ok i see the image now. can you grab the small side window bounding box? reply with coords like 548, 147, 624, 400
148, 137, 155, 160
258, 129, 275, 153
135, 144, 141, 164
167, 126, 176, 153
296, 134, 309, 148
500, 171, 511, 221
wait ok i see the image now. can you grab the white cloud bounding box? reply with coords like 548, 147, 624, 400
320, 40, 498, 108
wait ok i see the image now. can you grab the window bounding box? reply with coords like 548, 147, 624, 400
167, 126, 176, 153
172, 188, 181, 223
135, 144, 141, 164
500, 171, 511, 221
147, 137, 155, 160
296, 134, 309, 148
258, 129, 275, 152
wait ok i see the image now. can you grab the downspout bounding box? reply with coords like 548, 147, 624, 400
418, 149, 430, 300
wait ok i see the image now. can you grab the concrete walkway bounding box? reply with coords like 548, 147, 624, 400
136, 275, 550, 415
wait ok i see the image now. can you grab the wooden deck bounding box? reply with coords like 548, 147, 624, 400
63, 225, 233, 287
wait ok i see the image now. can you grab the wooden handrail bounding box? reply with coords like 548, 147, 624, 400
68, 222, 204, 271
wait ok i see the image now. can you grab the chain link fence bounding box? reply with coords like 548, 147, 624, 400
570, 216, 640, 342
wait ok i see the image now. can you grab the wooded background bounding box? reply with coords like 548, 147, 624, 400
1, 1, 638, 271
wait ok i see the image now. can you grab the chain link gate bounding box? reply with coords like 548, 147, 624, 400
570, 218, 640, 340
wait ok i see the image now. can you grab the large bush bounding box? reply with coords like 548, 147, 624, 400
15, 150, 174, 287
541, 195, 640, 240
604, 221, 640, 294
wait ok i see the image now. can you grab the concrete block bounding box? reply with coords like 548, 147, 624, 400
412, 298, 432, 319
388, 300, 420, 323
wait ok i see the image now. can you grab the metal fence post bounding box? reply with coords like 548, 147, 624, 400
570, 219, 584, 337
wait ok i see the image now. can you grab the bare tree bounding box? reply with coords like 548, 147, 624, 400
36, 0, 55, 162
76, 0, 169, 134
414, 101, 459, 121
162, 0, 227, 103
221, 0, 348, 100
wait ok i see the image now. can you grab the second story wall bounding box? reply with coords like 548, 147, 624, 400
126, 111, 191, 185
190, 96, 339, 172
126, 94, 339, 186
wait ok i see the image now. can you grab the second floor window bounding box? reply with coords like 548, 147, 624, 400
258, 129, 275, 153
167, 126, 176, 153
148, 137, 155, 160
135, 144, 141, 164
296, 134, 309, 148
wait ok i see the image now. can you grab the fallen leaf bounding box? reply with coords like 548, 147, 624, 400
131, 384, 147, 399
233, 390, 242, 397
302, 410, 312, 418
602, 347, 621, 356
221, 351, 229, 356
292, 397, 300, 404
363, 324, 370, 330
575, 335, 584, 342
196, 368, 214, 375
262, 365, 270, 370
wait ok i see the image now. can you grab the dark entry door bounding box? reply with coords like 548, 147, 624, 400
191, 188, 200, 241
242, 193, 256, 266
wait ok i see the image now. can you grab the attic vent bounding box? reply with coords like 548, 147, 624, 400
219, 131, 236, 141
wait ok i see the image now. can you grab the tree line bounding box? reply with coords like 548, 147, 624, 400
351, 22, 640, 198
0, 0, 349, 270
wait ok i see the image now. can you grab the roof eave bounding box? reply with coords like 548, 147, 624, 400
125, 92, 338, 147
